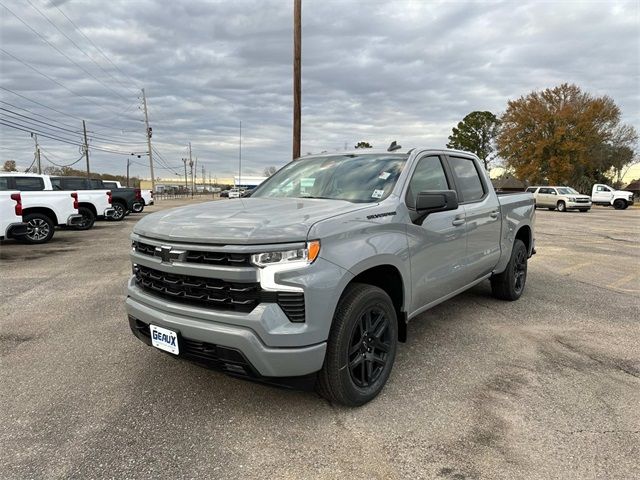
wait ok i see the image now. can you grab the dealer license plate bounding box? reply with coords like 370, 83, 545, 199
150, 324, 179, 355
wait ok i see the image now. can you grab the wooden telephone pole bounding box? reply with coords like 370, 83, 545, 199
293, 0, 301, 160
141, 88, 155, 194
82, 120, 91, 181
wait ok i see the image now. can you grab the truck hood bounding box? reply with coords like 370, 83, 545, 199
133, 197, 373, 244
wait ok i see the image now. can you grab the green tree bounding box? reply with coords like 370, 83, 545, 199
3, 160, 17, 171
355, 141, 372, 149
446, 111, 500, 169
497, 83, 637, 187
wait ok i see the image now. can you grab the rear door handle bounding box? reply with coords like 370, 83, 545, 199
490, 211, 499, 219
452, 218, 465, 226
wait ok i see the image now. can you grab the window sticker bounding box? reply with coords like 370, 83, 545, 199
379, 171, 391, 180
372, 189, 384, 199
300, 178, 315, 188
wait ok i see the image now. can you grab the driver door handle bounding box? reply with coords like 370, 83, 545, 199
452, 218, 465, 226
490, 210, 499, 219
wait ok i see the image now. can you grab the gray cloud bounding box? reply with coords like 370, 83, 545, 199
1, 0, 638, 179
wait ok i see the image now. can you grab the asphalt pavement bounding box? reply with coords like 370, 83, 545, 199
1, 199, 638, 479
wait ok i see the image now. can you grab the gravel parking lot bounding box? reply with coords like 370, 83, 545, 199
1, 200, 638, 479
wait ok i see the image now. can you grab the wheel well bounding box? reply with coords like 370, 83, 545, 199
22, 207, 58, 225
515, 225, 532, 254
78, 202, 97, 216
349, 265, 407, 343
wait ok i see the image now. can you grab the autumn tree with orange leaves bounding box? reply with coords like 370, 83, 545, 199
497, 84, 637, 191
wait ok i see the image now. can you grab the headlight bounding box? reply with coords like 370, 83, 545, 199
251, 240, 320, 268
568, 197, 576, 201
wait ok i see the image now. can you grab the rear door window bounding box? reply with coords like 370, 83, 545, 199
526, 187, 537, 193
448, 156, 485, 202
61, 178, 88, 190
14, 177, 45, 191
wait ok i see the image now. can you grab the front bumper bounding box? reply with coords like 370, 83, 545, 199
66, 214, 84, 226
103, 207, 116, 218
566, 201, 592, 209
126, 288, 326, 377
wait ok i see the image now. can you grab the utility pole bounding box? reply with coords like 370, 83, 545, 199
182, 158, 188, 194
126, 157, 131, 187
141, 88, 155, 194
293, 0, 301, 160
201, 164, 205, 191
194, 156, 198, 194
30, 133, 41, 174
82, 120, 91, 181
189, 142, 194, 198
238, 120, 242, 187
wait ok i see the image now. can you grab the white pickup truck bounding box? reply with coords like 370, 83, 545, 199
0, 174, 83, 243
0, 173, 115, 229
0, 191, 27, 241
591, 184, 635, 210
102, 181, 153, 212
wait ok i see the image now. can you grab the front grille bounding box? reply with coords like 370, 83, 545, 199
575, 198, 590, 203
133, 241, 250, 266
133, 264, 305, 321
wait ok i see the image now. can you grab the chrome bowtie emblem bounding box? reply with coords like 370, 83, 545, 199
154, 245, 186, 263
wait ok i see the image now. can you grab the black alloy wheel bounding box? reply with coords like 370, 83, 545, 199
513, 245, 527, 296
347, 308, 392, 388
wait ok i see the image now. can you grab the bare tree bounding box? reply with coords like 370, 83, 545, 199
3, 160, 17, 171
263, 166, 277, 177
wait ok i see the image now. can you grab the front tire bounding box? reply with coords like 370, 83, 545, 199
613, 199, 626, 210
75, 207, 95, 230
317, 283, 398, 406
491, 239, 528, 301
20, 213, 55, 244
557, 201, 566, 212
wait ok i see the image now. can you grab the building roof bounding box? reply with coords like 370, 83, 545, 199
623, 178, 640, 191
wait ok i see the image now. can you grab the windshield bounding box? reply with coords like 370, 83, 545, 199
557, 187, 579, 194
251, 154, 408, 203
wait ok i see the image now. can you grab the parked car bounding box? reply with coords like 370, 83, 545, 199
219, 189, 230, 198
126, 147, 535, 406
526, 186, 592, 212
591, 184, 634, 210
0, 175, 83, 243
0, 191, 27, 241
102, 181, 153, 212
0, 173, 116, 230
227, 187, 243, 199
50, 176, 142, 221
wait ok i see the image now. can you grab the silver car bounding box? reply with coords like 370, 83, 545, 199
526, 186, 592, 212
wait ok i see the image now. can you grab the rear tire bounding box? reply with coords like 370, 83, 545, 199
20, 213, 55, 244
316, 283, 398, 406
110, 202, 126, 221
491, 239, 528, 301
132, 202, 144, 213
557, 201, 566, 212
613, 199, 626, 210
75, 207, 95, 230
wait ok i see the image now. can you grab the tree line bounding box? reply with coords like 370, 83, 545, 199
446, 83, 637, 191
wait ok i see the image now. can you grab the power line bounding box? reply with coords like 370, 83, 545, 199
0, 100, 145, 145
25, 0, 139, 96
0, 88, 143, 140
54, 4, 141, 89
0, 119, 140, 156
41, 149, 84, 168
0, 1, 133, 104
0, 48, 126, 118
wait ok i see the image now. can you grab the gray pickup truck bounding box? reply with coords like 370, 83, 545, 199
127, 147, 535, 406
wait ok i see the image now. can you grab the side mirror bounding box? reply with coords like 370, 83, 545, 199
416, 190, 458, 213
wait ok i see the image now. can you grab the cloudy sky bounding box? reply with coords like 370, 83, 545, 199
1, 0, 638, 180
